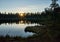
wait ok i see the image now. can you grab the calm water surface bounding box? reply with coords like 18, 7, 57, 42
0, 21, 39, 37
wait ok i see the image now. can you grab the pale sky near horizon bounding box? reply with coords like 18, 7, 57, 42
0, 0, 60, 13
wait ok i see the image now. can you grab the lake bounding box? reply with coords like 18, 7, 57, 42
0, 21, 39, 38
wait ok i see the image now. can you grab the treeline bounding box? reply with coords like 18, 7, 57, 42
0, 13, 20, 20
0, 12, 41, 22
0, 7, 60, 24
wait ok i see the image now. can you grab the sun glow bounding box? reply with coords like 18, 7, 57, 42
20, 13, 24, 16
19, 13, 25, 17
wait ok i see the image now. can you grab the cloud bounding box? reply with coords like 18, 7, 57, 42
15, 5, 49, 13
0, 4, 49, 13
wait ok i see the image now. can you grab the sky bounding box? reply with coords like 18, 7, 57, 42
0, 0, 60, 13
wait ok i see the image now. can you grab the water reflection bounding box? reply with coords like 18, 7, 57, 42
0, 20, 40, 25
19, 20, 32, 24
0, 20, 39, 37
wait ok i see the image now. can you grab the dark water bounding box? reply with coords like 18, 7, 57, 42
0, 21, 39, 38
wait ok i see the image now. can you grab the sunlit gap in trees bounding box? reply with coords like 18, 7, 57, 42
19, 13, 26, 17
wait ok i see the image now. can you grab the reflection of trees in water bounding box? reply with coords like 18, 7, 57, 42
0, 20, 40, 25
